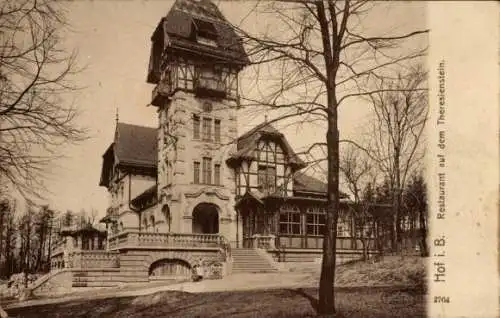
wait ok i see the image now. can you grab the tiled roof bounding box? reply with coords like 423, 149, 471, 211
293, 172, 348, 198
130, 184, 157, 206
114, 123, 157, 167
99, 123, 157, 187
161, 0, 249, 65
100, 122, 345, 198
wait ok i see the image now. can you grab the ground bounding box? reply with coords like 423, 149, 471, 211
4, 256, 426, 317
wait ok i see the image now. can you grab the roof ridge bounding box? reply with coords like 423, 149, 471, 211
116, 122, 156, 130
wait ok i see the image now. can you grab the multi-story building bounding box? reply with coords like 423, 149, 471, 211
40, 0, 390, 293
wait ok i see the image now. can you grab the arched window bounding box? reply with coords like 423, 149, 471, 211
162, 205, 171, 232
150, 215, 155, 232
143, 217, 148, 232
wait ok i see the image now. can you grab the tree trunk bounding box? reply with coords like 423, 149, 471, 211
361, 238, 368, 261
419, 209, 428, 257
318, 110, 340, 315
0, 210, 4, 271
24, 218, 31, 288
47, 223, 53, 272
392, 146, 402, 255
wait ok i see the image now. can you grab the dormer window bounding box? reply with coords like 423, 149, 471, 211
193, 18, 218, 47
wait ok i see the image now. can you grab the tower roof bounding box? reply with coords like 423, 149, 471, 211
157, 0, 249, 65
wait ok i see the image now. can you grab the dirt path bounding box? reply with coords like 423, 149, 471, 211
5, 272, 312, 310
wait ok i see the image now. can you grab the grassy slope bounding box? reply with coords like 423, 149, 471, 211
7, 287, 425, 318
290, 256, 426, 289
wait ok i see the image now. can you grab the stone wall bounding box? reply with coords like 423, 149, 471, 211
31, 270, 73, 296
268, 249, 379, 264
70, 250, 120, 269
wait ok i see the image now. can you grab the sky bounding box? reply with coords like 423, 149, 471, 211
37, 0, 426, 217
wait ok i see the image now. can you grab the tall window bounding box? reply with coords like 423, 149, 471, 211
193, 161, 200, 184
202, 118, 212, 140
337, 216, 351, 237
258, 165, 276, 193
306, 207, 325, 236
202, 157, 212, 184
202, 102, 213, 112
193, 115, 200, 139
214, 119, 221, 143
214, 164, 221, 185
150, 216, 155, 232
279, 205, 301, 235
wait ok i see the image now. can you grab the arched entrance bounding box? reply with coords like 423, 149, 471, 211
192, 203, 219, 234
149, 258, 191, 279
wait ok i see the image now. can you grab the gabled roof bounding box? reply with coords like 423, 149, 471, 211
114, 123, 157, 167
99, 123, 157, 187
60, 223, 106, 236
227, 122, 306, 169
160, 0, 249, 65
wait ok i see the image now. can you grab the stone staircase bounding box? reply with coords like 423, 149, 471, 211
231, 248, 277, 273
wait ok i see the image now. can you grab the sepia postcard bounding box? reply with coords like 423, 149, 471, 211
0, 0, 497, 317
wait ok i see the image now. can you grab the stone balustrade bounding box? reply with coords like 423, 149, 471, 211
251, 234, 276, 250
108, 231, 229, 252
69, 250, 120, 269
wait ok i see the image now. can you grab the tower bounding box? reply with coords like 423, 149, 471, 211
146, 0, 249, 240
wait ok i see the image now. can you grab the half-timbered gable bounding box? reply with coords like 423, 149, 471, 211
226, 122, 368, 249
148, 0, 249, 106
227, 123, 306, 198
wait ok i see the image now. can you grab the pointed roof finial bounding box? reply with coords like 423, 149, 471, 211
115, 106, 119, 125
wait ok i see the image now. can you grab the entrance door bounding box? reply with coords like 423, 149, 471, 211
242, 212, 254, 248
192, 203, 219, 234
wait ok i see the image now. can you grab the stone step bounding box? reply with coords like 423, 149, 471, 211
231, 251, 260, 255
232, 262, 273, 266
232, 264, 275, 268
230, 248, 278, 274
232, 269, 276, 273
72, 282, 119, 288
232, 266, 275, 270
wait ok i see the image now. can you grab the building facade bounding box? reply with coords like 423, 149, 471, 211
97, 0, 381, 254
40, 0, 393, 294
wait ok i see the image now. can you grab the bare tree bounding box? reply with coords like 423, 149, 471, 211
0, 0, 87, 200
339, 144, 376, 261
402, 172, 428, 256
232, 1, 427, 314
364, 65, 428, 253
